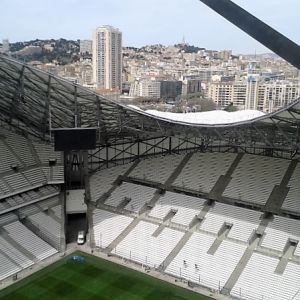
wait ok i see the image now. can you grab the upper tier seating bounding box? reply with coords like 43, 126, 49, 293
32, 142, 62, 164
129, 154, 185, 184
0, 186, 60, 214
282, 164, 300, 213
5, 131, 36, 167
0, 140, 21, 174
223, 155, 289, 205
22, 168, 47, 186
89, 164, 133, 202
173, 152, 236, 193
89, 154, 299, 215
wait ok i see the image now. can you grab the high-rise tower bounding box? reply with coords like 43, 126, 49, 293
92, 26, 122, 91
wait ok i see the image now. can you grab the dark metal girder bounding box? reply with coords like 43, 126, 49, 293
199, 0, 300, 69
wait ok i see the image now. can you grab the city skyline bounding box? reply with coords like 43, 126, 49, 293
1, 0, 299, 54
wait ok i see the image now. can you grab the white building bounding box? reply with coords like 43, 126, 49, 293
129, 78, 161, 98
92, 26, 122, 91
207, 79, 300, 112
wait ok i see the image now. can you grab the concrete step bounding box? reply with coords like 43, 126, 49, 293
281, 160, 298, 187
207, 224, 231, 255
148, 191, 163, 207
159, 231, 193, 271
163, 209, 177, 222
209, 153, 244, 200
95, 161, 140, 206
106, 218, 140, 253
265, 185, 289, 213
221, 236, 259, 295
256, 214, 273, 236
116, 197, 131, 210
165, 152, 193, 186
265, 160, 298, 213
152, 224, 166, 238
275, 242, 297, 275
123, 160, 141, 177
197, 200, 214, 229
209, 175, 232, 201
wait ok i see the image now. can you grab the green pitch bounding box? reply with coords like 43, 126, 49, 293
0, 252, 213, 300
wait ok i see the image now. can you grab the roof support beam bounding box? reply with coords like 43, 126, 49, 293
199, 0, 300, 69
42, 75, 52, 139
9, 65, 25, 124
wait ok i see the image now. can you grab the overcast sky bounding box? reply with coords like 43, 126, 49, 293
1, 0, 299, 54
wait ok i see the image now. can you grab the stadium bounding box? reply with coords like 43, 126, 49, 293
0, 1, 300, 300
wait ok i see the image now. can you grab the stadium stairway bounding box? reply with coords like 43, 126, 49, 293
101, 188, 166, 253
221, 233, 261, 295
147, 190, 164, 207
116, 197, 131, 210
209, 153, 244, 201
164, 152, 193, 186
256, 213, 273, 236
138, 191, 162, 215
95, 160, 140, 206
264, 160, 298, 213
105, 218, 140, 254
0, 227, 38, 263
159, 231, 194, 271
221, 213, 274, 295
275, 241, 298, 275
1, 138, 25, 169
207, 223, 232, 255
0, 178, 14, 194
27, 140, 42, 165
159, 200, 212, 271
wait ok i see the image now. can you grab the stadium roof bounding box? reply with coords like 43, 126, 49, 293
143, 109, 266, 125
0, 54, 300, 154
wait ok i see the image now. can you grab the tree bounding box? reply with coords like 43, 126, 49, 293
224, 102, 238, 112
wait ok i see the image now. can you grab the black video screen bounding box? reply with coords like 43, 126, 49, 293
54, 129, 96, 151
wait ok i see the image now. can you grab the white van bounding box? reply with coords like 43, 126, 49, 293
77, 231, 85, 245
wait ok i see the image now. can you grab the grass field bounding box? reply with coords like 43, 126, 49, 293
0, 252, 214, 300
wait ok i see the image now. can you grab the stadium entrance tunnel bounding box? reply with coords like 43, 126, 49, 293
66, 213, 88, 244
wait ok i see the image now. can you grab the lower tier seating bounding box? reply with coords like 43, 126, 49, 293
231, 253, 300, 300
92, 209, 133, 248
